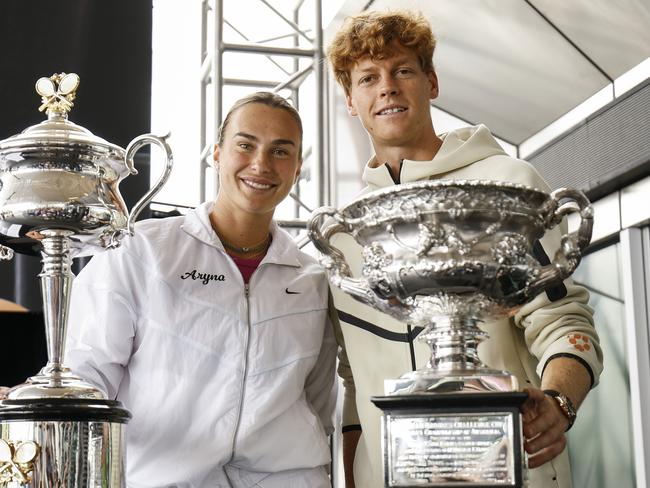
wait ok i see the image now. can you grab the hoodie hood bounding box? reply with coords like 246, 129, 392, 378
362, 125, 507, 190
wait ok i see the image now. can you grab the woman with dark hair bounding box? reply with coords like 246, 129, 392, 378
65, 92, 337, 487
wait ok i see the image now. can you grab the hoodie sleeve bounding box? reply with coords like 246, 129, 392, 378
513, 223, 603, 387
505, 160, 603, 387
318, 232, 362, 431
330, 300, 361, 430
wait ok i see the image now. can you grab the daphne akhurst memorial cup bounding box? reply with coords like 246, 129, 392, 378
308, 180, 592, 487
0, 73, 173, 486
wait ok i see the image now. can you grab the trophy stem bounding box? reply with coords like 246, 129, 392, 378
420, 315, 488, 372
5, 230, 104, 399
385, 312, 519, 395
38, 230, 74, 375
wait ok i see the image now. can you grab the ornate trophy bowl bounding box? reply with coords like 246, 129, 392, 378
309, 180, 593, 487
0, 73, 173, 486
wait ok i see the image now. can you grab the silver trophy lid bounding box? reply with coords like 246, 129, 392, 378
0, 72, 123, 156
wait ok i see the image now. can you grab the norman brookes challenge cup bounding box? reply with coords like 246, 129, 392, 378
0, 73, 173, 486
308, 180, 593, 488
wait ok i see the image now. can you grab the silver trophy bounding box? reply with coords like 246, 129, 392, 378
0, 73, 173, 486
308, 180, 592, 487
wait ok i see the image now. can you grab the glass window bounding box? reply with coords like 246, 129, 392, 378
568, 242, 636, 487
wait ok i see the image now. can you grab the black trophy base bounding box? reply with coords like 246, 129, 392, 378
372, 391, 528, 488
0, 398, 131, 423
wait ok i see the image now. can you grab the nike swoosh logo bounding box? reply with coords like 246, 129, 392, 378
285, 288, 300, 294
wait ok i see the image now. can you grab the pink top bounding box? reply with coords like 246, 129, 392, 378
230, 254, 264, 284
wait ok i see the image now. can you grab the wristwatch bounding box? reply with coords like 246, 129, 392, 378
543, 389, 577, 431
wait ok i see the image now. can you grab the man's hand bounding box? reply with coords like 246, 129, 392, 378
521, 387, 569, 469
0, 387, 10, 399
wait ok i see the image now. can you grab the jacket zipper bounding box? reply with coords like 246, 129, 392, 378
384, 159, 404, 184
228, 282, 251, 465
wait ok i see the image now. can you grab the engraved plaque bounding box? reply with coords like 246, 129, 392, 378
385, 412, 517, 486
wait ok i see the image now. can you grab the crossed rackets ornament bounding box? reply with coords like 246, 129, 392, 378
35, 72, 80, 115
0, 439, 39, 484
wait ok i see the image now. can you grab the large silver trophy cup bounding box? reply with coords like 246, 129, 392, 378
309, 180, 592, 487
0, 73, 173, 486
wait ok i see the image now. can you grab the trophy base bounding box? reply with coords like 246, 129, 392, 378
372, 392, 528, 488
385, 369, 519, 395
7, 366, 105, 400
0, 398, 131, 487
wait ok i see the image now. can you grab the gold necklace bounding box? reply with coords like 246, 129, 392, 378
220, 234, 270, 256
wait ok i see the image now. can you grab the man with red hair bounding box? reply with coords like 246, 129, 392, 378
327, 9, 602, 488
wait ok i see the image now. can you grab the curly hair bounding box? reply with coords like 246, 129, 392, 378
327, 10, 436, 95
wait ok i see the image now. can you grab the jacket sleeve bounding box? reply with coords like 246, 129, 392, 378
304, 290, 339, 437
65, 250, 137, 399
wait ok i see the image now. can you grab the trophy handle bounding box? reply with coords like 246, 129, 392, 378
529, 188, 593, 294
124, 133, 174, 235
308, 207, 378, 307
0, 244, 14, 260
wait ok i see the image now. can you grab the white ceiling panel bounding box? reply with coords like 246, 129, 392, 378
531, 0, 650, 78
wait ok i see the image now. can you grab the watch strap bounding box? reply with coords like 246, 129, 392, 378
543, 389, 577, 431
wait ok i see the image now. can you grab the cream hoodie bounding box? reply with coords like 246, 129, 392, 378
330, 125, 602, 488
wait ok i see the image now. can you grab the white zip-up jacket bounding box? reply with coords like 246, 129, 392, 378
66, 201, 337, 488
331, 125, 603, 488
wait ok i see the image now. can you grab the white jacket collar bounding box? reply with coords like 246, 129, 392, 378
181, 201, 302, 268
362, 124, 507, 190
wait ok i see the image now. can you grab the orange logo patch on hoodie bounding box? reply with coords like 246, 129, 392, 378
568, 334, 591, 352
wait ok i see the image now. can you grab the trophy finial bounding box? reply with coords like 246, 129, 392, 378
35, 72, 80, 117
